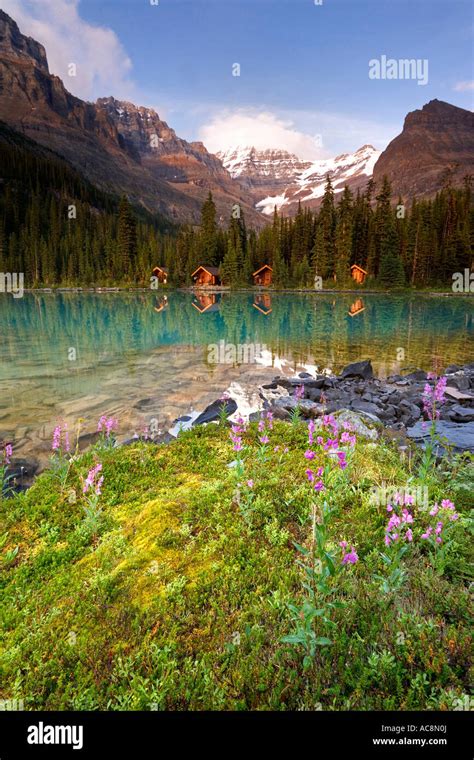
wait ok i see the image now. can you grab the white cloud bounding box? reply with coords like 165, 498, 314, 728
199, 110, 328, 160
453, 80, 474, 92
199, 107, 398, 159
1, 0, 135, 101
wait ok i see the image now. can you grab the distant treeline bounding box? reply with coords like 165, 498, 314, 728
170, 177, 473, 289
0, 120, 472, 288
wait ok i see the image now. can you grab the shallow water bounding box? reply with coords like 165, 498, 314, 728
0, 291, 472, 466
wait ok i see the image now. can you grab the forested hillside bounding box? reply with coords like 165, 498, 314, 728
0, 121, 471, 288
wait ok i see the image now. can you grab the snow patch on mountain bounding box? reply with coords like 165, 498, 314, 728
218, 143, 380, 215
255, 144, 381, 214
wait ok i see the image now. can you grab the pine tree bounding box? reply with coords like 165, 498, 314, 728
117, 195, 137, 277
334, 186, 353, 284
312, 175, 336, 280
376, 177, 405, 287
199, 192, 218, 264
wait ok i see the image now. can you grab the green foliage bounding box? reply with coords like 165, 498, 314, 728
0, 421, 471, 710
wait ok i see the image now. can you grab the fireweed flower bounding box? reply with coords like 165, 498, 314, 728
384, 505, 413, 545
340, 431, 356, 446
336, 451, 347, 470
304, 450, 315, 460
247, 480, 254, 488
314, 480, 325, 492
257, 411, 272, 444
230, 415, 247, 452
342, 546, 358, 565
441, 499, 455, 510
3, 443, 12, 464
83, 463, 103, 495
422, 375, 447, 421
322, 414, 339, 435
52, 423, 70, 454
98, 415, 118, 438
306, 469, 314, 482
52, 425, 61, 451
421, 526, 433, 540
295, 385, 305, 401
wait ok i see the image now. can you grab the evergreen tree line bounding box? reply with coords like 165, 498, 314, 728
169, 176, 472, 288
0, 124, 175, 285
0, 121, 472, 289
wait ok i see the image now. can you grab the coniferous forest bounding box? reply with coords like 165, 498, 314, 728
0, 121, 472, 289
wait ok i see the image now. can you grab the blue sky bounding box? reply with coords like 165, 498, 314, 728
4, 0, 473, 157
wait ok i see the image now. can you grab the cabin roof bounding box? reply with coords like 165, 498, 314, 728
153, 266, 168, 274
350, 264, 368, 274
253, 264, 273, 276
191, 265, 220, 277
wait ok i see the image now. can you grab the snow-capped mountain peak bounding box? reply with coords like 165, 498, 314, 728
218, 143, 381, 215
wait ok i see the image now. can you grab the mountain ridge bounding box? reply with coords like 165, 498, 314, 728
0, 10, 261, 226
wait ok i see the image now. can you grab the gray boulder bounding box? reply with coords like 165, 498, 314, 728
340, 359, 373, 380
406, 420, 474, 453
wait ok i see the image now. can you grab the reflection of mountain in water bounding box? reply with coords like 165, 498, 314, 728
0, 292, 472, 380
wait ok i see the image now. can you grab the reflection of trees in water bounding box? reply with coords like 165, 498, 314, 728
0, 292, 471, 373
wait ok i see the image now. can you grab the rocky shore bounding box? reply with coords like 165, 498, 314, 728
3, 360, 473, 497
171, 359, 474, 454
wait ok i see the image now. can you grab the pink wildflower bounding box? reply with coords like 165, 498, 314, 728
342, 547, 358, 565
83, 463, 103, 495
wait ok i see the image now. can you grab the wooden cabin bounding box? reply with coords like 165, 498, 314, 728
350, 264, 368, 285
192, 293, 219, 313
253, 264, 273, 287
152, 266, 169, 284
191, 265, 221, 287
348, 298, 365, 317
253, 293, 272, 316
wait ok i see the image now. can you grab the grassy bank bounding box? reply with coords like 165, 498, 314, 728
0, 417, 472, 711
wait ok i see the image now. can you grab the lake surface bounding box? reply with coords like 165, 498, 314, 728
0, 291, 472, 467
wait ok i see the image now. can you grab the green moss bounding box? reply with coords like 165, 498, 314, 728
0, 422, 472, 710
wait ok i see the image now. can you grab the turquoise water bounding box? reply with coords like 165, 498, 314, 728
0, 291, 472, 463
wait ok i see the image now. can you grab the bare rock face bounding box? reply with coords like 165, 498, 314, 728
0, 11, 261, 225
373, 100, 474, 200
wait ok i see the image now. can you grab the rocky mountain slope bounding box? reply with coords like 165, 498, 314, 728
0, 10, 260, 225
373, 100, 474, 200
219, 144, 380, 215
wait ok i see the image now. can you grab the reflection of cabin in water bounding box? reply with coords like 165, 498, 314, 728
253, 264, 273, 287
350, 264, 367, 284
154, 295, 168, 313
191, 265, 221, 287
348, 298, 365, 317
253, 293, 272, 315
152, 266, 169, 284
192, 293, 219, 313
